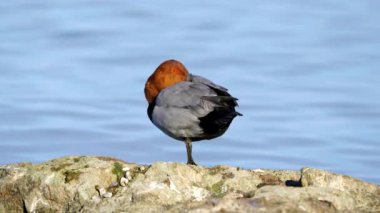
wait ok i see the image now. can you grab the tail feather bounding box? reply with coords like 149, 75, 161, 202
193, 85, 242, 140
198, 106, 242, 140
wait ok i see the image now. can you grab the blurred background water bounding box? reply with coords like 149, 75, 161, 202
0, 1, 379, 184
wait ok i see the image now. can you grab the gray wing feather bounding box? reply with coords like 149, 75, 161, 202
152, 81, 219, 139
188, 74, 228, 92
156, 82, 217, 110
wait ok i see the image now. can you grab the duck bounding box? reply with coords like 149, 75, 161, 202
144, 59, 242, 165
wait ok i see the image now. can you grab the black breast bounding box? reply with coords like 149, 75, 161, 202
147, 98, 156, 121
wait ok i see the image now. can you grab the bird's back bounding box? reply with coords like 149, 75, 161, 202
149, 75, 241, 141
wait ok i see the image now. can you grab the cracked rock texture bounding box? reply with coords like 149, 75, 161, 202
0, 156, 379, 212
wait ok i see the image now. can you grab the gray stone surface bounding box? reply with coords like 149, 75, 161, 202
0, 156, 379, 212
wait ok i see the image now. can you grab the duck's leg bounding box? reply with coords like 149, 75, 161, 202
185, 138, 197, 165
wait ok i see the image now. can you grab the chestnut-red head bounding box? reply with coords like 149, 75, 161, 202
145, 59, 189, 103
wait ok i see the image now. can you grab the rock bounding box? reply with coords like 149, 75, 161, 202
120, 177, 129, 186
0, 156, 379, 212
301, 167, 380, 212
0, 156, 134, 212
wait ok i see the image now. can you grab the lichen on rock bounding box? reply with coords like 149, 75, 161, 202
112, 162, 124, 182
0, 156, 379, 212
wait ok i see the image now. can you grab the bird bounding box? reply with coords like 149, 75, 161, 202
144, 59, 242, 165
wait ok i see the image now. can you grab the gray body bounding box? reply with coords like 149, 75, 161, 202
150, 74, 240, 141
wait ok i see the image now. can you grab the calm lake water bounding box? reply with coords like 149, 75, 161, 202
1, 1, 379, 184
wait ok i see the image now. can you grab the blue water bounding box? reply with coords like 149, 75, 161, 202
1, 1, 379, 184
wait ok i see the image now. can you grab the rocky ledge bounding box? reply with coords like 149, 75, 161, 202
0, 156, 379, 212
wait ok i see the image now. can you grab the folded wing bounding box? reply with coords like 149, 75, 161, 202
150, 75, 242, 141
